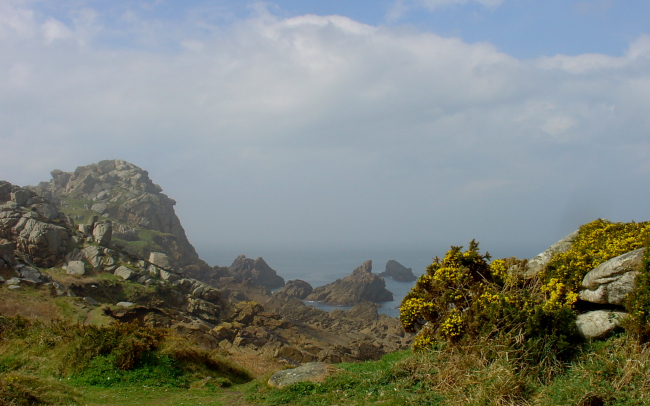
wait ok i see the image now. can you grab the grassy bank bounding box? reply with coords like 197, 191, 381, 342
2, 311, 650, 405
0, 314, 252, 405
248, 333, 650, 406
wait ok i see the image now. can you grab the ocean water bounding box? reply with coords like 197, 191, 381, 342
198, 247, 442, 318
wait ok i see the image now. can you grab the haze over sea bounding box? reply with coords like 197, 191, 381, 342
197, 245, 539, 318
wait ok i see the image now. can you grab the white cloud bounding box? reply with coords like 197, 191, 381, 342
1, 3, 649, 252
41, 17, 73, 43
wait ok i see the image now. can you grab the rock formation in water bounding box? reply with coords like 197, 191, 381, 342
228, 255, 285, 289
273, 279, 313, 299
378, 260, 417, 282
305, 260, 394, 306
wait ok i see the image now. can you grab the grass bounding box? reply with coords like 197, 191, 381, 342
246, 334, 650, 406
0, 314, 254, 405
2, 302, 650, 405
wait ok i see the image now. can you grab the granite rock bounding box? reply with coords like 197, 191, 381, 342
579, 248, 645, 306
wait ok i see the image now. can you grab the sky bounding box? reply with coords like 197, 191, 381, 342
1, 0, 650, 261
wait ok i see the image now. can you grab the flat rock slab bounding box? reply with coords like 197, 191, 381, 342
268, 362, 339, 388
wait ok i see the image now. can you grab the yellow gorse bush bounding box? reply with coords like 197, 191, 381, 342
541, 219, 650, 307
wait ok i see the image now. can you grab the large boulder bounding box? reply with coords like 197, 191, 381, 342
305, 260, 394, 306
524, 230, 579, 278
0, 239, 16, 269
576, 310, 627, 340
149, 252, 172, 269
114, 266, 136, 280
228, 255, 285, 289
92, 221, 112, 246
66, 261, 86, 275
0, 181, 70, 268
579, 248, 645, 306
378, 260, 416, 282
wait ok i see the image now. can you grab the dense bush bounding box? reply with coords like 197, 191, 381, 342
400, 219, 650, 363
541, 219, 650, 308
401, 241, 581, 359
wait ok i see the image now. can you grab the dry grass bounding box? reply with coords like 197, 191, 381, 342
0, 286, 61, 321
226, 354, 285, 378
393, 347, 532, 405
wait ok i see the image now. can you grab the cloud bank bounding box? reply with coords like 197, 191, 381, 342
1, 1, 649, 257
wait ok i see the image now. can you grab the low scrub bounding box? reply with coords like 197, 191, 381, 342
0, 315, 252, 404
251, 334, 650, 405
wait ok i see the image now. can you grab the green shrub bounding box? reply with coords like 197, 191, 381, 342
625, 245, 650, 341
400, 240, 582, 361
62, 322, 165, 373
71, 352, 185, 388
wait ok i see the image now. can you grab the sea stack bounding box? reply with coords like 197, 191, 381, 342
305, 260, 394, 306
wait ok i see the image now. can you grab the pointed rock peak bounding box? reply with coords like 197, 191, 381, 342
352, 260, 373, 275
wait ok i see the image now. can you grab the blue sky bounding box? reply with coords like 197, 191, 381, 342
1, 0, 649, 261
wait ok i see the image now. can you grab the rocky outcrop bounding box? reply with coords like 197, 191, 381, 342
3, 168, 411, 366
305, 260, 393, 305
524, 230, 579, 278
573, 248, 648, 340
379, 260, 416, 282
27, 160, 204, 269
0, 181, 72, 268
228, 255, 285, 289
579, 248, 645, 306
273, 279, 313, 299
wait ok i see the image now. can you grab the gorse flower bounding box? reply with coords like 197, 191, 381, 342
400, 219, 650, 358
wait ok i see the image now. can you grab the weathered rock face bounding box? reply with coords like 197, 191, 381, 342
524, 230, 579, 278
27, 160, 203, 268
0, 181, 71, 268
579, 248, 645, 306
305, 260, 394, 306
92, 221, 112, 246
273, 279, 313, 299
228, 255, 285, 289
379, 260, 416, 282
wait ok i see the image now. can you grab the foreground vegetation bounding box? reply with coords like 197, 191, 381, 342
249, 333, 650, 405
0, 316, 252, 405
3, 314, 650, 405
3, 218, 650, 405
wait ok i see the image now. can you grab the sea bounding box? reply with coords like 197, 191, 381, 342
197, 247, 443, 318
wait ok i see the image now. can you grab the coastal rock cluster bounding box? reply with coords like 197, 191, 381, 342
228, 255, 285, 289
305, 260, 393, 306
1, 162, 413, 367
